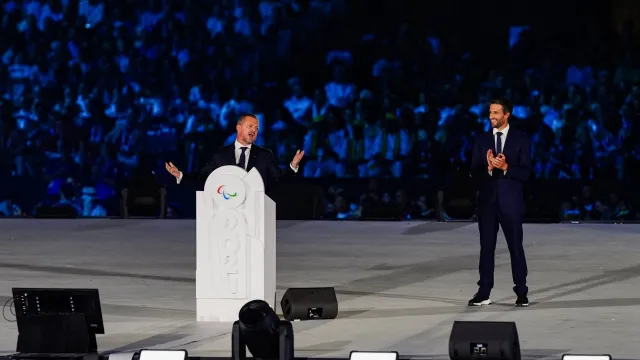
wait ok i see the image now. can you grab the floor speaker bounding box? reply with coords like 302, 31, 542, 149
449, 321, 521, 360
280, 287, 338, 321
17, 313, 93, 354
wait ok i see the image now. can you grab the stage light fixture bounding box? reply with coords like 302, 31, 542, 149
139, 349, 188, 360
562, 355, 612, 360
350, 351, 399, 360
232, 299, 294, 360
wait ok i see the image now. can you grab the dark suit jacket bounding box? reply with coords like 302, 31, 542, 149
182, 144, 296, 197
471, 128, 532, 214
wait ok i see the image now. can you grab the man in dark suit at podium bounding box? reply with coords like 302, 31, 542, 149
469, 98, 531, 308
165, 113, 304, 195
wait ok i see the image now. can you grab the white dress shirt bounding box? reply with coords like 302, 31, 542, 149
490, 125, 509, 176
177, 140, 298, 183
234, 140, 252, 169
493, 124, 509, 152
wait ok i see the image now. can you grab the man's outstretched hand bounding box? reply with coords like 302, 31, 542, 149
291, 150, 305, 168
165, 162, 180, 179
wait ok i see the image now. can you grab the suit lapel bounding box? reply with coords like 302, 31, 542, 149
246, 147, 258, 171
486, 132, 496, 157
502, 130, 516, 158
228, 145, 236, 166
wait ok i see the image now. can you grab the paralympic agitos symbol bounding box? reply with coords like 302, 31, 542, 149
217, 185, 238, 200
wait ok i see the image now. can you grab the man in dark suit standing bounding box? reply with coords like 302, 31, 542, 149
469, 98, 531, 307
165, 113, 304, 196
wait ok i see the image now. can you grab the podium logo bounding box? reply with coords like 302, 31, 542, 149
209, 173, 246, 208
217, 185, 238, 200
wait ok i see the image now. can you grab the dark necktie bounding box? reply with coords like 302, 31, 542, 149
237, 147, 248, 169
495, 132, 503, 155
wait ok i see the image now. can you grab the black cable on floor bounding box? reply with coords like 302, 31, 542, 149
2, 297, 16, 322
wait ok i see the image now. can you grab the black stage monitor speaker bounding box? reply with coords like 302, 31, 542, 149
12, 288, 104, 354
280, 287, 338, 321
16, 313, 91, 354
449, 321, 521, 360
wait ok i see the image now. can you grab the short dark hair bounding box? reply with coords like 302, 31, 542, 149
489, 97, 513, 115
237, 113, 258, 125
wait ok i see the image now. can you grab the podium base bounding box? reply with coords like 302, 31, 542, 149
197, 298, 275, 322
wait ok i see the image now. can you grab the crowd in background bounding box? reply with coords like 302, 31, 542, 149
0, 0, 639, 221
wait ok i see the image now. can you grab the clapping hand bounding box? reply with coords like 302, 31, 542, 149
486, 150, 495, 171
491, 153, 508, 171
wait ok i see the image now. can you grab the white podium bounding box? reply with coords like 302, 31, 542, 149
195, 165, 276, 322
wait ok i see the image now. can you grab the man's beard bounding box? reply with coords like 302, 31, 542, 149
492, 119, 504, 128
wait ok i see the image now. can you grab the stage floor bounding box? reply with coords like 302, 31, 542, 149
0, 219, 639, 359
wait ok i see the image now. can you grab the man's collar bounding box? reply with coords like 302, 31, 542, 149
493, 124, 510, 135
234, 140, 252, 149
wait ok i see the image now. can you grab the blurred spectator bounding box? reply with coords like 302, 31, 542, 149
0, 199, 22, 216
0, 0, 637, 222
80, 185, 107, 217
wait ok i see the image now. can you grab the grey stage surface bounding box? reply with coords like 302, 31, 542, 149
0, 220, 639, 359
